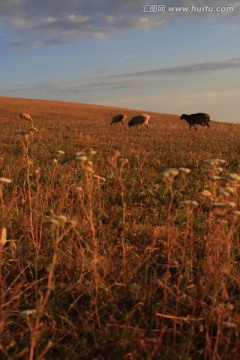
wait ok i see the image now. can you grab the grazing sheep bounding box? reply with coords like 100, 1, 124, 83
128, 114, 150, 128
111, 114, 126, 126
19, 113, 33, 122
180, 113, 210, 130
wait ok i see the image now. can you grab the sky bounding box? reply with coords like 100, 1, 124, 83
0, 0, 240, 123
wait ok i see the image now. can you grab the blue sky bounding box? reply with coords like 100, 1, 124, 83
1, 0, 240, 122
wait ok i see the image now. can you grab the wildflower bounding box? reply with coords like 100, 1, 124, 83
212, 202, 236, 209
66, 220, 77, 227
226, 173, 240, 181
48, 218, 60, 227
84, 161, 94, 173
167, 168, 179, 177
0, 227, 7, 245
215, 167, 224, 173
160, 168, 179, 179
114, 150, 121, 158
179, 167, 191, 174
53, 159, 58, 164
58, 150, 65, 155
216, 219, 229, 225
120, 158, 128, 166
29, 127, 38, 132
74, 186, 83, 193
201, 190, 212, 197
89, 150, 97, 156
76, 154, 88, 162
218, 187, 234, 196
53, 215, 67, 224
223, 321, 237, 328
202, 159, 226, 167
93, 175, 106, 182
21, 309, 37, 318
0, 177, 12, 184
179, 200, 199, 207
209, 175, 221, 181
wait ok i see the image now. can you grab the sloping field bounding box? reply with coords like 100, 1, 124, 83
0, 96, 240, 359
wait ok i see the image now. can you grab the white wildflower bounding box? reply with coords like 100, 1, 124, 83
58, 150, 65, 155
216, 219, 229, 225
218, 187, 234, 196
0, 177, 12, 184
76, 154, 88, 162
160, 170, 171, 179
212, 202, 236, 209
53, 215, 68, 224
215, 167, 224, 173
179, 167, 191, 174
203, 159, 226, 167
53, 159, 58, 164
223, 321, 237, 328
209, 175, 221, 181
66, 220, 77, 227
227, 173, 240, 181
167, 168, 179, 177
29, 127, 38, 132
93, 175, 106, 182
48, 219, 60, 226
75, 186, 83, 193
201, 190, 212, 197
0, 227, 7, 245
21, 309, 37, 318
179, 200, 199, 207
120, 158, 129, 166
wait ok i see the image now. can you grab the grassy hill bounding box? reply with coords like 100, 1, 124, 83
0, 96, 240, 359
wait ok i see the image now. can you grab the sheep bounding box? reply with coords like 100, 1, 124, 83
128, 114, 150, 128
180, 113, 210, 130
19, 112, 33, 122
111, 114, 126, 126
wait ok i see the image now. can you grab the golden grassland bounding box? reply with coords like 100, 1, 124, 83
0, 96, 240, 359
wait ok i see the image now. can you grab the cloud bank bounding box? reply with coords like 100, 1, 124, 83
2, 57, 240, 94
50, 57, 240, 93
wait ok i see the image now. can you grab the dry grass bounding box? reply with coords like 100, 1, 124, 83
0, 96, 240, 359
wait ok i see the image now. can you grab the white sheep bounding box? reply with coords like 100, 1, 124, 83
128, 114, 150, 128
19, 113, 33, 122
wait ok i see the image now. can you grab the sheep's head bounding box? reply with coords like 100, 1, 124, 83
180, 114, 186, 120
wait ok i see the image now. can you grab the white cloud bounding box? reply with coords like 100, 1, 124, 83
1, 0, 239, 50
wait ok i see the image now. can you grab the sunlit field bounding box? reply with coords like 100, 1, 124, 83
0, 96, 240, 359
